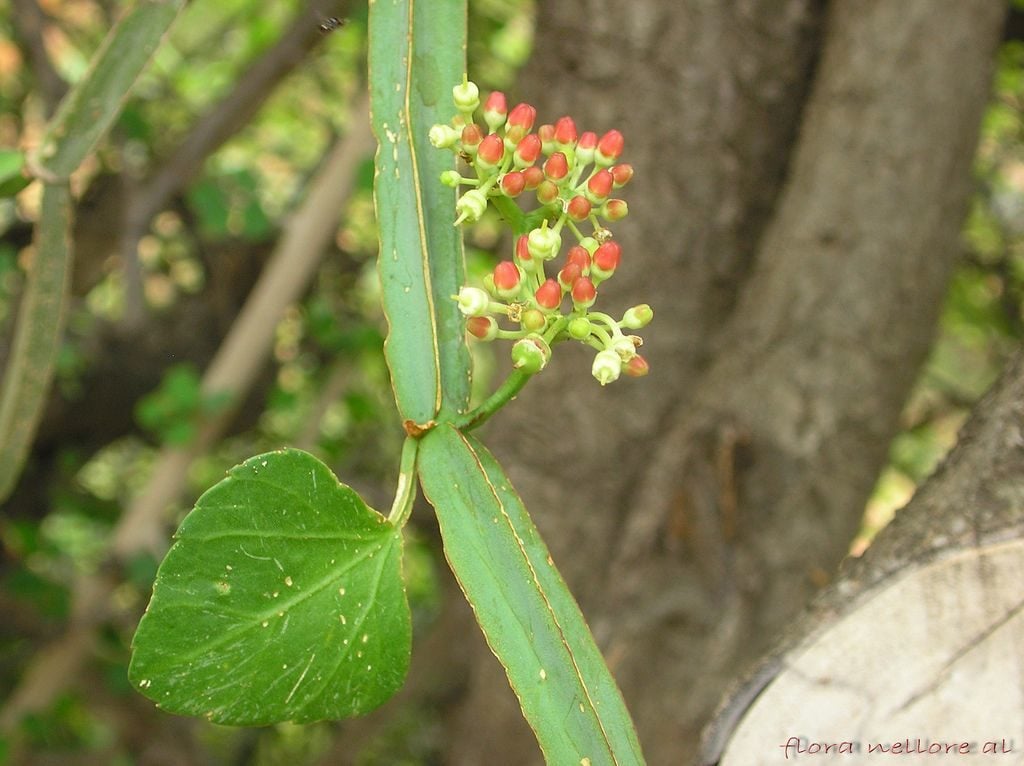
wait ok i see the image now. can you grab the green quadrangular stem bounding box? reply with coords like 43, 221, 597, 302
0, 184, 72, 500
29, 0, 186, 181
369, 0, 471, 431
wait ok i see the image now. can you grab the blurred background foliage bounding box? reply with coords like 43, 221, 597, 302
0, 0, 1018, 763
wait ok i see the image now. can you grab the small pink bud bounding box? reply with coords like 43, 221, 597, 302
544, 152, 569, 181
536, 179, 559, 205
623, 355, 650, 378
553, 116, 577, 147
576, 131, 597, 164
522, 166, 544, 190
476, 133, 505, 169
467, 315, 498, 341
483, 91, 508, 132
586, 168, 613, 202
602, 199, 628, 221
566, 245, 591, 273
592, 241, 621, 277
514, 134, 542, 167
558, 262, 583, 290
610, 163, 634, 187
461, 124, 483, 154
571, 277, 597, 308
537, 124, 556, 154
596, 129, 624, 165
535, 279, 562, 310
493, 260, 521, 297
567, 195, 591, 222
500, 172, 526, 197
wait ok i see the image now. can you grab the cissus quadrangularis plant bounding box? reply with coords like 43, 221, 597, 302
129, 2, 649, 763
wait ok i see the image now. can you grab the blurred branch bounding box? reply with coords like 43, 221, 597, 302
119, 0, 353, 325
113, 91, 373, 555
9, 0, 67, 115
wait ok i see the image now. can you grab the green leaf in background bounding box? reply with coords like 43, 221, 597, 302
129, 449, 411, 725
369, 0, 471, 428
0, 150, 28, 198
418, 425, 646, 766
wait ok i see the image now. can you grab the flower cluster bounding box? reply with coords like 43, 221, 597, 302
430, 78, 652, 385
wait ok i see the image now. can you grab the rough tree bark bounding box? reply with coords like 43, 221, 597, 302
439, 2, 1007, 764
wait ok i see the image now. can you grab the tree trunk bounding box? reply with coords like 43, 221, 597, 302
440, 2, 1007, 764
701, 348, 1024, 765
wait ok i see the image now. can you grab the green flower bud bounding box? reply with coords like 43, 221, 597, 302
567, 317, 592, 340
429, 124, 461, 149
511, 334, 551, 375
527, 222, 562, 261
521, 308, 547, 332
440, 170, 463, 188
454, 189, 488, 225
621, 304, 653, 329
453, 79, 480, 113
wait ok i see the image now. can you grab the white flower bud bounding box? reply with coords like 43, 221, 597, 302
592, 349, 622, 386
455, 287, 491, 317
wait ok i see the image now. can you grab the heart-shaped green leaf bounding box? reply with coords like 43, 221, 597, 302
129, 449, 411, 726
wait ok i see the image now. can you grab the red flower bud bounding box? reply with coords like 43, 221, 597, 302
535, 278, 563, 310
514, 134, 542, 167
467, 315, 498, 340
500, 171, 526, 197
558, 262, 583, 290
521, 166, 544, 190
576, 131, 598, 164
506, 103, 537, 144
477, 133, 505, 168
483, 91, 508, 131
516, 234, 533, 264
624, 354, 650, 377
610, 163, 634, 187
544, 152, 569, 181
567, 195, 591, 222
554, 116, 577, 147
566, 245, 591, 273
571, 276, 597, 308
493, 260, 521, 294
537, 123, 556, 154
507, 102, 537, 131
593, 241, 621, 275
596, 129, 624, 164
586, 168, 614, 201
536, 179, 559, 205
461, 123, 483, 153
